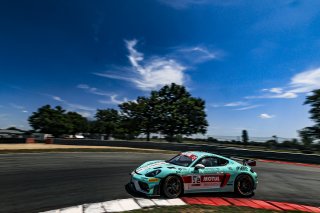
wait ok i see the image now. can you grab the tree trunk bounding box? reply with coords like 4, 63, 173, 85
146, 132, 150, 141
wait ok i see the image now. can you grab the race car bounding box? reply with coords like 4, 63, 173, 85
129, 151, 258, 198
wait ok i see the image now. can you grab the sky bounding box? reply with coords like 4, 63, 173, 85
1, 0, 320, 138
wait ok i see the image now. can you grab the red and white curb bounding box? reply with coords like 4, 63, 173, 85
182, 197, 320, 212
40, 198, 186, 213
41, 197, 320, 213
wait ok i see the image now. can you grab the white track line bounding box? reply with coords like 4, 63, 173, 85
41, 198, 186, 213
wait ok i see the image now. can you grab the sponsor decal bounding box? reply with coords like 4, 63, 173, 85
148, 178, 159, 182
136, 161, 166, 173
183, 175, 222, 183
192, 176, 201, 184
182, 152, 198, 161
239, 166, 248, 171
201, 175, 221, 182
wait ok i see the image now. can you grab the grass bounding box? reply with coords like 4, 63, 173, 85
127, 205, 304, 213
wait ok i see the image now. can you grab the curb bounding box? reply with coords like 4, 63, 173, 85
41, 197, 320, 213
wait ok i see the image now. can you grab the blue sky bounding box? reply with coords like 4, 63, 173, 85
1, 0, 320, 138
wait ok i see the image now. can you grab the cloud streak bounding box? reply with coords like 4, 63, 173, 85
235, 105, 262, 111
77, 84, 128, 105
51, 95, 95, 112
224, 101, 247, 107
98, 95, 128, 105
158, 0, 240, 9
259, 113, 274, 119
249, 67, 320, 99
95, 39, 186, 91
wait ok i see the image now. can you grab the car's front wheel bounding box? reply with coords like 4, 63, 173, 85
234, 174, 254, 197
162, 175, 182, 198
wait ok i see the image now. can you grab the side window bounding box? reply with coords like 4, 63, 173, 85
200, 157, 218, 167
218, 158, 229, 166
197, 157, 229, 167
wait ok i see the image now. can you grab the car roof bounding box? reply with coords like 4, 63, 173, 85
181, 151, 225, 159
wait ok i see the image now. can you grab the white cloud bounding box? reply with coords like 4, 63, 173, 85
51, 95, 95, 111
174, 46, 219, 64
77, 84, 129, 105
95, 39, 186, 91
268, 87, 283, 94
22, 110, 28, 113
77, 84, 111, 96
259, 113, 274, 119
52, 96, 64, 102
235, 105, 261, 111
224, 101, 247, 107
250, 68, 320, 99
99, 95, 128, 105
77, 111, 92, 118
289, 68, 320, 93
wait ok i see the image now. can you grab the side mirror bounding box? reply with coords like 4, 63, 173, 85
195, 164, 205, 170
247, 160, 256, 167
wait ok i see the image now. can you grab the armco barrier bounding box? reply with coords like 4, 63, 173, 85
0, 138, 26, 144
53, 139, 320, 164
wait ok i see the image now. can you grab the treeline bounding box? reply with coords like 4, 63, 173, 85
299, 89, 320, 147
28, 84, 208, 141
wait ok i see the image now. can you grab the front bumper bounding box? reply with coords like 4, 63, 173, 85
130, 172, 161, 196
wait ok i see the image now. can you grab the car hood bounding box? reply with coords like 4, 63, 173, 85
135, 160, 181, 175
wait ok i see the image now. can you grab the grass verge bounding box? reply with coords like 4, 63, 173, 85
127, 205, 303, 213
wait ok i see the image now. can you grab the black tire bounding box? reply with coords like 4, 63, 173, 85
162, 175, 183, 198
234, 174, 254, 197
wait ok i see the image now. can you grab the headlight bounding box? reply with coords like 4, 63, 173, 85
145, 169, 161, 177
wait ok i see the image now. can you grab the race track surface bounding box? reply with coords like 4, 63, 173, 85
0, 152, 319, 213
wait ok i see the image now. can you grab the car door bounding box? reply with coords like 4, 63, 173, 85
185, 157, 226, 192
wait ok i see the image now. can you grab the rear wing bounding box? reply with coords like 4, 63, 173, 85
230, 157, 256, 166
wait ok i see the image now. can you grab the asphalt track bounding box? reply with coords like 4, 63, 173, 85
0, 152, 319, 213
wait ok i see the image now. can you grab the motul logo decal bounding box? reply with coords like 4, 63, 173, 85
201, 175, 221, 182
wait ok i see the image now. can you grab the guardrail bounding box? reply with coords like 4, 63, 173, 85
53, 139, 320, 164
0, 138, 26, 144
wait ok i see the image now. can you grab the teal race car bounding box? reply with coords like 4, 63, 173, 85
129, 151, 258, 198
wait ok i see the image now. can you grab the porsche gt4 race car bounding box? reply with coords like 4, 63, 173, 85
129, 151, 258, 198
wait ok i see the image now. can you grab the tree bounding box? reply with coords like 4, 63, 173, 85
153, 83, 208, 141
272, 135, 278, 143
242, 130, 249, 145
93, 109, 120, 139
301, 89, 320, 141
299, 127, 316, 147
119, 94, 160, 141
28, 105, 72, 137
65, 112, 89, 134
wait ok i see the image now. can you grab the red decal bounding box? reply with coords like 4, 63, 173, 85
201, 175, 221, 182
182, 176, 192, 183
182, 153, 198, 161
220, 173, 231, 187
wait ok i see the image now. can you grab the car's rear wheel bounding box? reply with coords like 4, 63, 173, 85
234, 174, 254, 197
162, 175, 182, 198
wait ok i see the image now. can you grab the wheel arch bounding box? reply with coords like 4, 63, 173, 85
160, 173, 185, 195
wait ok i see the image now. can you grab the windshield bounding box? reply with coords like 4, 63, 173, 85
167, 154, 195, 167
